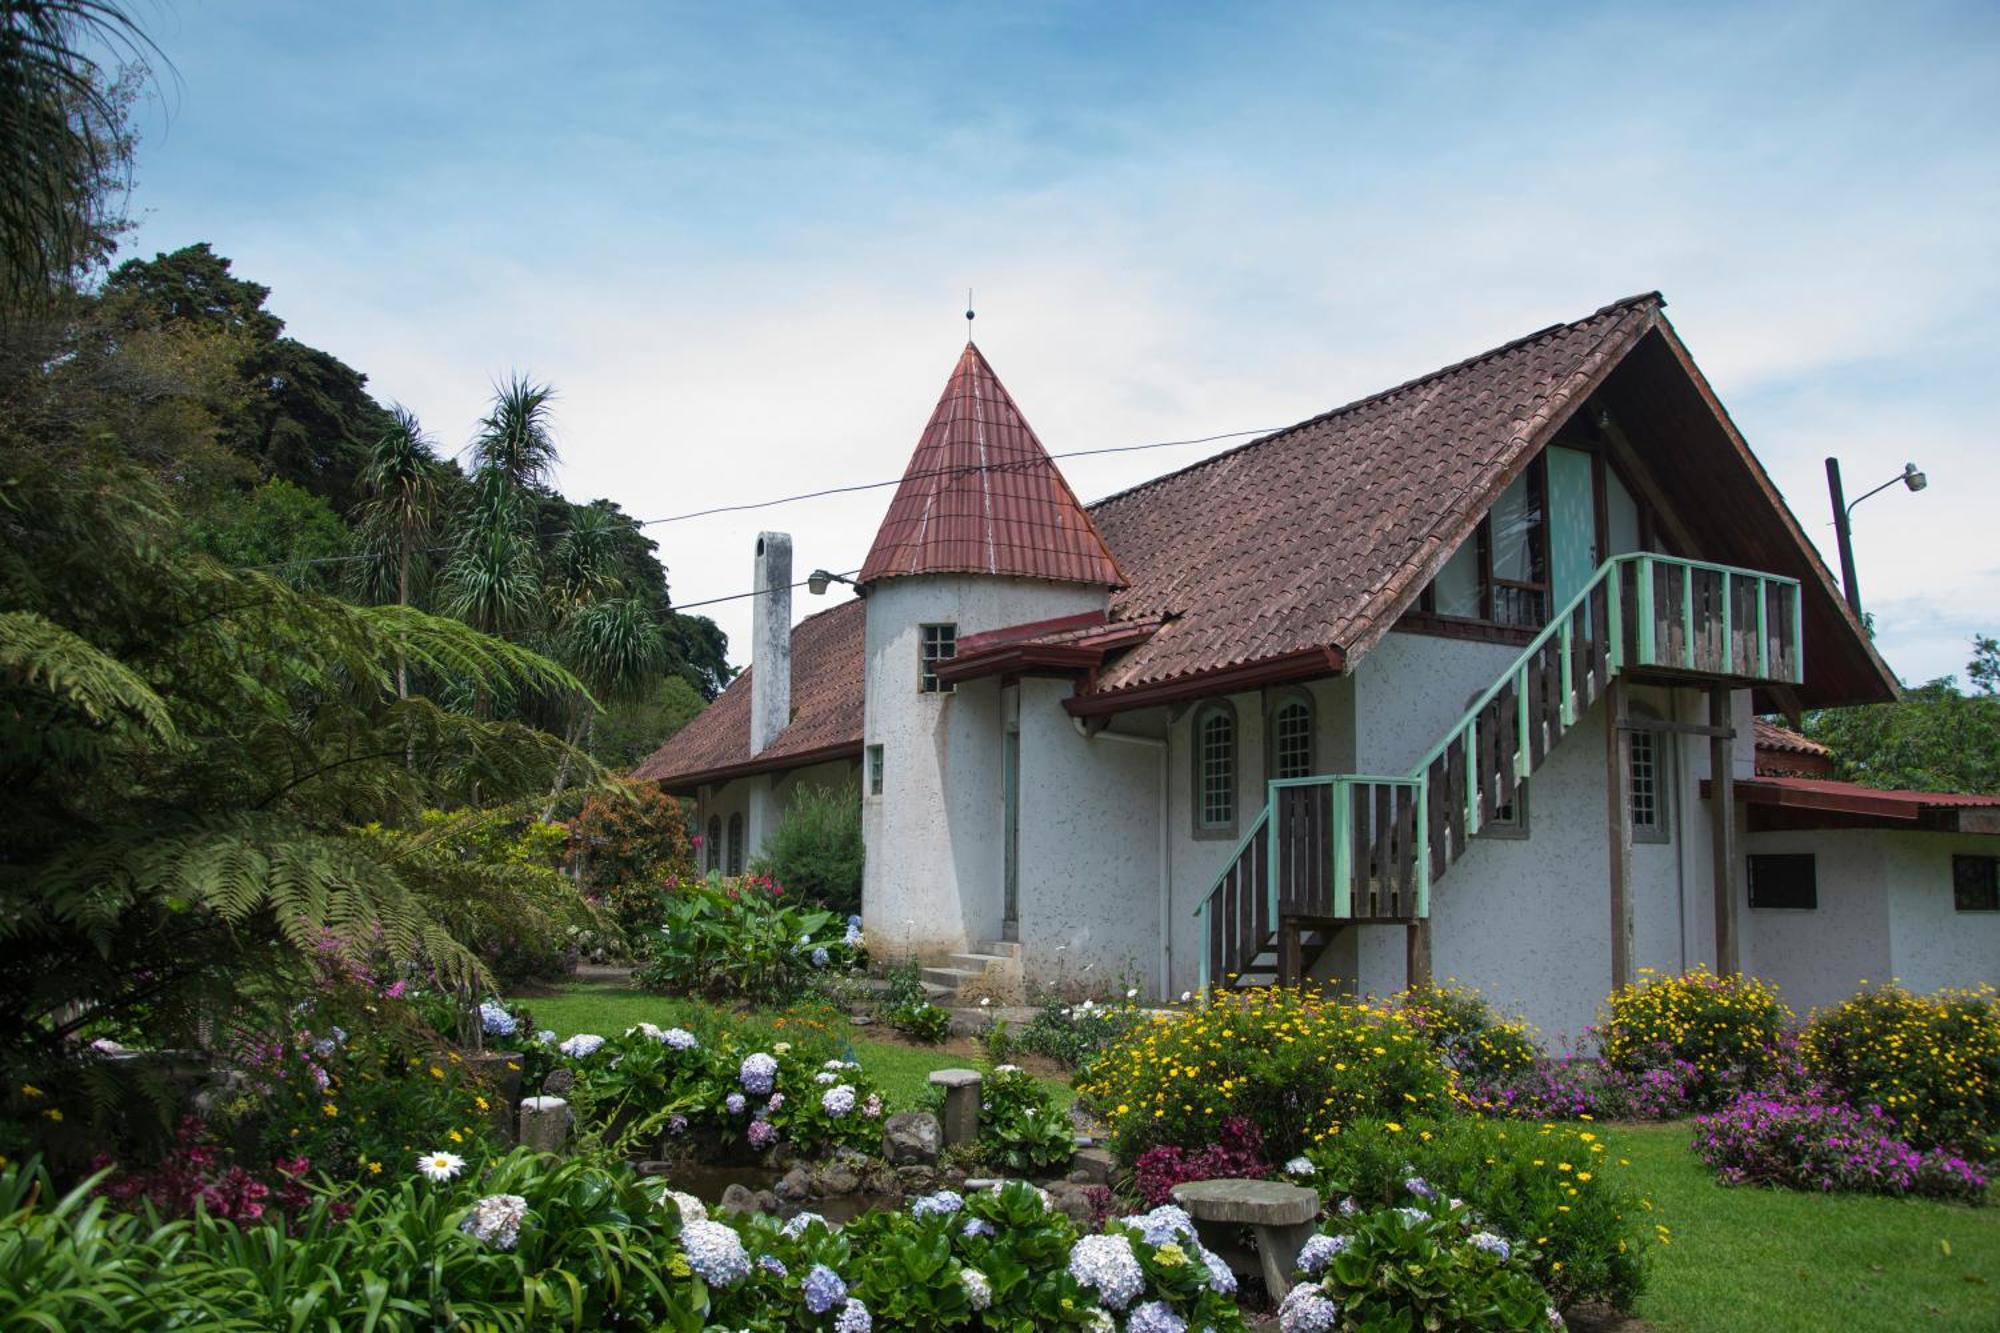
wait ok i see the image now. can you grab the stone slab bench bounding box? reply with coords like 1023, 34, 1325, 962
1170, 1178, 1320, 1300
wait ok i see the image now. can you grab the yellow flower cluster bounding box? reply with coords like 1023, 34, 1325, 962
1602, 965, 1790, 1081
1075, 983, 1456, 1157
1391, 980, 1540, 1079
1801, 981, 1999, 1152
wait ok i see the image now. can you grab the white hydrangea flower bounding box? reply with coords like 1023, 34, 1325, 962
1284, 1156, 1316, 1178
459, 1193, 527, 1249
680, 1218, 750, 1286
959, 1266, 993, 1310
558, 1033, 605, 1059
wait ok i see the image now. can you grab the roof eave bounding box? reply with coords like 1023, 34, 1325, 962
643, 740, 865, 796
1064, 645, 1347, 718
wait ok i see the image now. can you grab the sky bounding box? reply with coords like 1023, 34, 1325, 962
115, 0, 1999, 685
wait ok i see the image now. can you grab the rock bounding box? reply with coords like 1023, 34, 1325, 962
862, 1162, 901, 1197
895, 1164, 938, 1193
775, 1165, 814, 1201
634, 1160, 675, 1178
754, 1189, 780, 1215
816, 1161, 862, 1197
540, 1066, 576, 1098
1045, 1181, 1098, 1226
882, 1111, 943, 1166
1068, 1147, 1115, 1186
719, 1184, 761, 1217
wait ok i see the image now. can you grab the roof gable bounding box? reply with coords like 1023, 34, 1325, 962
857, 342, 1125, 589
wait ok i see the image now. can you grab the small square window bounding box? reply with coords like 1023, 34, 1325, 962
1479, 782, 1530, 840
1953, 855, 1999, 912
1749, 853, 1816, 910
867, 744, 884, 796
919, 623, 957, 694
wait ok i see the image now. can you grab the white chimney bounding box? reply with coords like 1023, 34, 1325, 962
750, 532, 793, 755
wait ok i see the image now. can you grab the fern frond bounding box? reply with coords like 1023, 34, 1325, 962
0, 610, 176, 740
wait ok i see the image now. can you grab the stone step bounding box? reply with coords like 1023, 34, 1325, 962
972, 940, 1022, 960
920, 966, 986, 991
948, 951, 1019, 973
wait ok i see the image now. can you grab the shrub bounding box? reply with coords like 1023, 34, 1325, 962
1303, 1116, 1650, 1310
1693, 1087, 1988, 1202
750, 783, 864, 915
1393, 983, 1541, 1082
634, 871, 860, 1001
1016, 994, 1150, 1073
1601, 966, 1791, 1107
1076, 985, 1458, 1163
1284, 1193, 1557, 1332
972, 1065, 1075, 1175
887, 998, 952, 1044
1134, 1115, 1271, 1206
569, 781, 697, 945
1468, 1054, 1702, 1123
1802, 982, 1999, 1156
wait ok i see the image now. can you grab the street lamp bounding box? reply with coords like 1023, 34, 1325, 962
1824, 459, 1926, 619
807, 569, 856, 596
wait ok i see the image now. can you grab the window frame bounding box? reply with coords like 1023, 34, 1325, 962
1628, 704, 1671, 845
1479, 778, 1531, 840
918, 623, 957, 694
725, 812, 745, 876
705, 815, 722, 874
1953, 854, 2000, 913
1266, 688, 1315, 781
1190, 699, 1238, 840
1748, 852, 1818, 911
1415, 454, 1552, 631
866, 744, 884, 797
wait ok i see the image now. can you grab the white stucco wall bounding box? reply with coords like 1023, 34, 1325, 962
694, 757, 858, 875
1885, 833, 2000, 994
1735, 829, 1892, 1016
861, 575, 1108, 961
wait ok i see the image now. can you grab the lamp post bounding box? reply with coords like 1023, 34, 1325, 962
807, 568, 857, 596
1825, 459, 1926, 619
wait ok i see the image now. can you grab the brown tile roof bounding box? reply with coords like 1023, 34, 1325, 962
631, 598, 864, 790
1753, 719, 1831, 758
858, 342, 1126, 590
1080, 294, 1662, 699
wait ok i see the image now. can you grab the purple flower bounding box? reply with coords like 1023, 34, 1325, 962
803, 1264, 848, 1314
739, 1052, 778, 1096
725, 1092, 747, 1116
748, 1119, 778, 1150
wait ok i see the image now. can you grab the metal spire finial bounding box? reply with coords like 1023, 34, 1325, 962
965, 288, 974, 342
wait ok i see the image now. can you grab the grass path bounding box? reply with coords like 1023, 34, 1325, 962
1610, 1122, 1997, 1332
507, 980, 1073, 1111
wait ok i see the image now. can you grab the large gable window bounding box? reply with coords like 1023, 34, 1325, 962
1269, 691, 1314, 780
1192, 701, 1237, 837
1417, 456, 1549, 630
919, 623, 957, 694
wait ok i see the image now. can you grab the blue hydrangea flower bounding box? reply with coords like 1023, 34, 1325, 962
534, 1029, 557, 1046
1067, 1233, 1143, 1310
1405, 1176, 1437, 1201
1468, 1231, 1512, 1262
757, 1253, 788, 1276
833, 1298, 872, 1332
740, 1052, 779, 1095
960, 1267, 993, 1310
1296, 1233, 1350, 1277
843, 919, 864, 947
803, 1264, 848, 1314
1126, 1301, 1186, 1333
662, 1027, 699, 1051
1395, 1206, 1429, 1227
1201, 1245, 1237, 1294
1278, 1282, 1340, 1333
962, 1217, 995, 1239
725, 1092, 747, 1116
821, 1084, 856, 1117
680, 1218, 750, 1287
782, 1211, 827, 1237
812, 947, 830, 968
911, 1190, 965, 1219
478, 1002, 517, 1037
1120, 1204, 1196, 1246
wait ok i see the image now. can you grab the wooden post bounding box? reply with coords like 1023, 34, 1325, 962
1279, 919, 1301, 987
1606, 678, 1635, 990
1709, 686, 1741, 974
1404, 918, 1432, 989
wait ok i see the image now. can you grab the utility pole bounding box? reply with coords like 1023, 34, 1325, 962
1825, 458, 1861, 618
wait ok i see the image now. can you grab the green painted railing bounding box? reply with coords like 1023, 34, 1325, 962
1195, 552, 1803, 991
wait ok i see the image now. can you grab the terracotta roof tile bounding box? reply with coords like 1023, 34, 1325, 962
858, 342, 1126, 589
631, 598, 864, 789
1753, 718, 1831, 758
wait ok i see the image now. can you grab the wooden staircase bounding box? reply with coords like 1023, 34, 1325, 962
1197, 552, 1805, 991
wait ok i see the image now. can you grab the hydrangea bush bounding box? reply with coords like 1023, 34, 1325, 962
966, 1064, 1075, 1175
1077, 986, 1457, 1163
1304, 1117, 1652, 1311
635, 871, 862, 1002
1281, 1190, 1559, 1333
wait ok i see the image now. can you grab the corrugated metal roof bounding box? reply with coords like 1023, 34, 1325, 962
857, 342, 1126, 590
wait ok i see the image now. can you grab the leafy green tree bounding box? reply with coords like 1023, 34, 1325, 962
186, 476, 351, 592
750, 785, 864, 914
591, 675, 706, 769
1803, 657, 2000, 796
1970, 635, 1998, 697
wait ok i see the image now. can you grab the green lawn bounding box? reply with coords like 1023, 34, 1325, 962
1611, 1121, 1998, 1332
507, 981, 1072, 1111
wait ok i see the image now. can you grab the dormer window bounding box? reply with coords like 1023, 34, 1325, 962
920, 623, 957, 694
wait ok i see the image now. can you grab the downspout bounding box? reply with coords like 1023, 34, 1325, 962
1074, 717, 1172, 1000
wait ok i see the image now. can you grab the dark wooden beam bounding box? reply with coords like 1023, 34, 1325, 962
1619, 717, 1734, 740
1606, 678, 1635, 989
1709, 686, 1741, 974
1405, 918, 1432, 989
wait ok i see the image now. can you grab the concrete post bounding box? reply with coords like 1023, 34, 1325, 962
519, 1096, 571, 1154
750, 533, 793, 757
928, 1068, 982, 1147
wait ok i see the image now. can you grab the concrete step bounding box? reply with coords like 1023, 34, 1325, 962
921, 966, 986, 991
972, 940, 1022, 960
948, 951, 1019, 972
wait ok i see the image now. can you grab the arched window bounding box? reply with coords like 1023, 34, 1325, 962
1268, 691, 1314, 780
1191, 701, 1237, 837
1629, 703, 1671, 844
726, 813, 746, 875
706, 815, 722, 874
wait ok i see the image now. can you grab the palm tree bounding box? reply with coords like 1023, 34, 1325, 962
0, 1, 155, 318
359, 406, 443, 698
470, 373, 558, 490
542, 595, 668, 815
